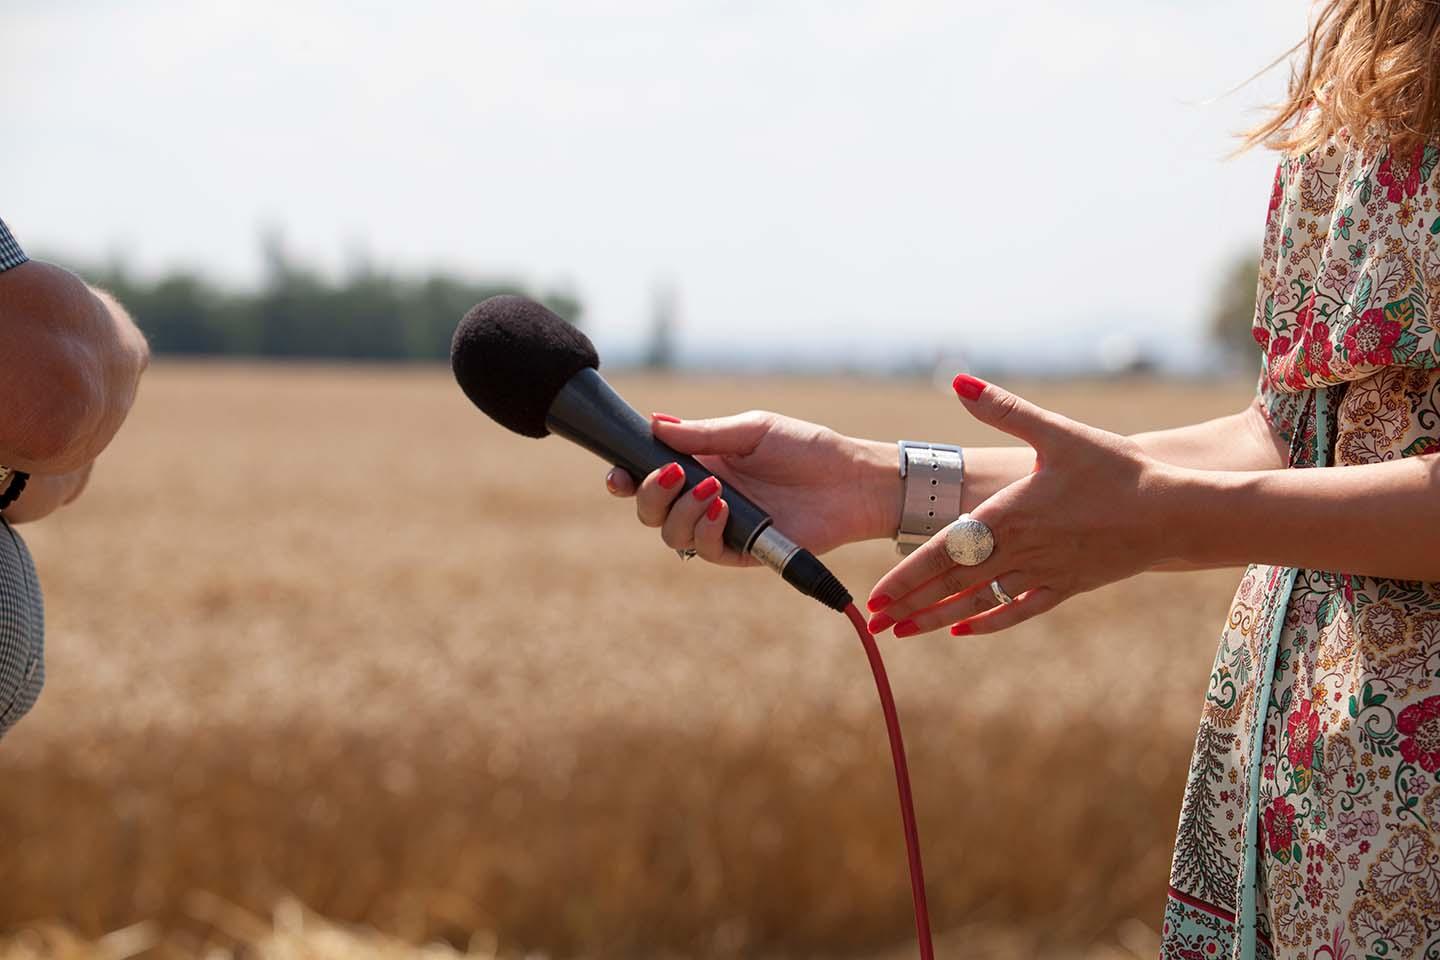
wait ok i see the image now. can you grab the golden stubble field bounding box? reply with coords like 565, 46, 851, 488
0, 364, 1256, 960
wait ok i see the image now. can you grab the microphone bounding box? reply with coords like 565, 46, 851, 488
451, 295, 852, 611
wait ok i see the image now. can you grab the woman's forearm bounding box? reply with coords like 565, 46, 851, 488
1129, 398, 1287, 472
965, 401, 1286, 515
852, 400, 1287, 543
873, 398, 1434, 579
1158, 454, 1440, 581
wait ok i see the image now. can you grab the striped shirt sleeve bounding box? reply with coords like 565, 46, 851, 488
0, 224, 43, 733
0, 218, 28, 273
0, 218, 31, 516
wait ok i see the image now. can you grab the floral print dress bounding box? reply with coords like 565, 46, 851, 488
1161, 137, 1440, 960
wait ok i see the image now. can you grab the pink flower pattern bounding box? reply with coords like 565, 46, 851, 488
1396, 695, 1440, 773
1163, 131, 1440, 960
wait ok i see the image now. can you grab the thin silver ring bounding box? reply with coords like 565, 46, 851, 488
676, 548, 698, 561
990, 578, 1014, 606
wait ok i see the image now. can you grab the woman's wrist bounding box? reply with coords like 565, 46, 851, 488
959, 446, 1037, 514
851, 438, 904, 542
1142, 463, 1253, 571
847, 440, 1040, 546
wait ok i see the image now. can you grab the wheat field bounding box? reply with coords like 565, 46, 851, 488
0, 364, 1256, 960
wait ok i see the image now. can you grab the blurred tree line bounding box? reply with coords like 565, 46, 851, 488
67, 234, 582, 361
63, 237, 1263, 370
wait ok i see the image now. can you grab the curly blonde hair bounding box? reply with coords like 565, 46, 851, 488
1247, 0, 1440, 155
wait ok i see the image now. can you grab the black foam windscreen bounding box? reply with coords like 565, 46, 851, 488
451, 295, 600, 438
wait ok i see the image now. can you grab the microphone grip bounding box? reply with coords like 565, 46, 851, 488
545, 368, 772, 553
545, 368, 853, 612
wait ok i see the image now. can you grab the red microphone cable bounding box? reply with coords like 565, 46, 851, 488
842, 602, 935, 960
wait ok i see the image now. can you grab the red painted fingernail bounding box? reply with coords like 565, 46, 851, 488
706, 497, 724, 522
951, 622, 973, 636
867, 594, 892, 613
867, 613, 894, 634
952, 374, 986, 401
893, 620, 919, 638
692, 476, 720, 500
605, 472, 618, 492
658, 463, 684, 489
652, 412, 682, 424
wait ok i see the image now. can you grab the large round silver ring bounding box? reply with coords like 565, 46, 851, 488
990, 578, 1014, 606
943, 514, 995, 567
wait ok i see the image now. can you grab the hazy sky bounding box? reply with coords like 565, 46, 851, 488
3, 1, 1304, 361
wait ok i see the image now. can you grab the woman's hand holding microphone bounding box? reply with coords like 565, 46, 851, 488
606, 375, 1181, 636
603, 410, 901, 566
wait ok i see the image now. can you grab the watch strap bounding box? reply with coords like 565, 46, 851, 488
895, 441, 964, 555
0, 469, 27, 511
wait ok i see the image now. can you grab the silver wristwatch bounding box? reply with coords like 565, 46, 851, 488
894, 441, 965, 555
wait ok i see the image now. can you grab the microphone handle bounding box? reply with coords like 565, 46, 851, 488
546, 368, 773, 553
545, 368, 851, 612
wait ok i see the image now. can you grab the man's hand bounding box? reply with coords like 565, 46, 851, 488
0, 260, 149, 475
604, 411, 900, 565
2, 464, 93, 525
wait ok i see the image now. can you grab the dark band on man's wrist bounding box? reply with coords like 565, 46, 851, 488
0, 471, 30, 510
